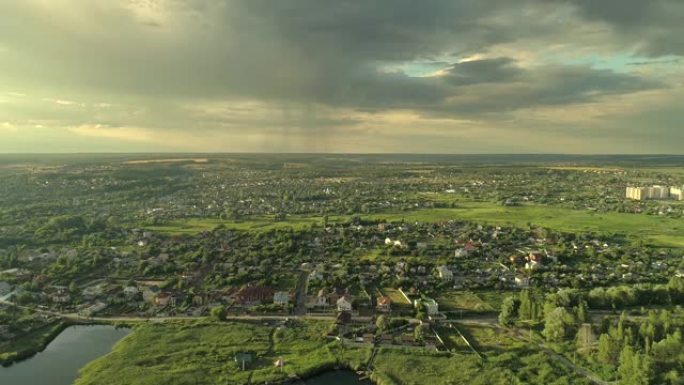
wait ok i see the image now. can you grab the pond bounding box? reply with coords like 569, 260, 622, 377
305, 370, 372, 385
0, 325, 130, 385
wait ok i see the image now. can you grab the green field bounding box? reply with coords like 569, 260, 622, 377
144, 201, 684, 247
435, 327, 471, 353
371, 342, 589, 385
72, 319, 595, 385
370, 201, 684, 247
143, 215, 327, 234
436, 291, 495, 312
381, 288, 411, 306
457, 325, 521, 355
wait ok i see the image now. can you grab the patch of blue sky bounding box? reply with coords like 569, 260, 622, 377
557, 52, 681, 72
380, 60, 450, 77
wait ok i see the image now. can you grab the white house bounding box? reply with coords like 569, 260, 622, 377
436, 266, 453, 281
79, 302, 107, 317
422, 298, 439, 315
0, 281, 11, 296
83, 283, 106, 298
414, 297, 439, 315
337, 295, 353, 312
142, 287, 159, 303
316, 289, 329, 307
273, 291, 290, 306
309, 270, 324, 281
515, 276, 530, 288
123, 286, 139, 298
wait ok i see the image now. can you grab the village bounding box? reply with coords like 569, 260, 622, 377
1, 155, 684, 385
2, 216, 680, 336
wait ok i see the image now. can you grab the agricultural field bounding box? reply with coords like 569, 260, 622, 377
436, 291, 495, 313
434, 326, 472, 353
381, 288, 411, 307
457, 325, 522, 355
369, 202, 684, 248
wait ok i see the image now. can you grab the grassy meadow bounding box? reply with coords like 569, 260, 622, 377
73, 320, 594, 385
144, 200, 684, 247
74, 320, 370, 385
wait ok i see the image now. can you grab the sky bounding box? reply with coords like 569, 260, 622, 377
1, 0, 683, 154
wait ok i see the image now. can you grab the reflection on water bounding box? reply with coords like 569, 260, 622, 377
305, 370, 372, 385
0, 325, 130, 385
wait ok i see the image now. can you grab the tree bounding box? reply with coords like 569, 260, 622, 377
68, 281, 80, 295
597, 333, 620, 365
575, 300, 589, 324
210, 306, 227, 321
519, 290, 532, 320
618, 345, 653, 385
499, 296, 517, 326
376, 315, 389, 331
414, 324, 425, 342
543, 307, 570, 342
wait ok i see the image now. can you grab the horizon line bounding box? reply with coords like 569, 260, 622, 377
1, 152, 684, 156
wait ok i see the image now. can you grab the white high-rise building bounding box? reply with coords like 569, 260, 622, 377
652, 185, 670, 199
626, 185, 675, 201
671, 186, 684, 201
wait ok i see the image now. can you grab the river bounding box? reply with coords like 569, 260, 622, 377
0, 325, 130, 385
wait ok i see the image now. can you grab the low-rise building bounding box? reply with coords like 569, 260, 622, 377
0, 281, 11, 296
337, 295, 353, 312
376, 296, 392, 312
154, 292, 176, 307
436, 266, 453, 281
414, 297, 439, 315
123, 286, 139, 298
273, 291, 290, 306
79, 302, 107, 317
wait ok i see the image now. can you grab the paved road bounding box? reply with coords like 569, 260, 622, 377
0, 297, 376, 323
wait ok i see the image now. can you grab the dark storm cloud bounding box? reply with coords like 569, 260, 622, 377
555, 0, 684, 56
0, 0, 683, 153
0, 0, 670, 112
443, 58, 523, 86
421, 61, 665, 116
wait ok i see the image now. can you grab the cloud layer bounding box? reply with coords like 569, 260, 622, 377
1, 0, 683, 153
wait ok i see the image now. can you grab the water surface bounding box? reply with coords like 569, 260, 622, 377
0, 325, 130, 385
305, 370, 371, 385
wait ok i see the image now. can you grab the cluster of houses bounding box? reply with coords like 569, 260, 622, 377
2, 211, 677, 322
304, 288, 354, 311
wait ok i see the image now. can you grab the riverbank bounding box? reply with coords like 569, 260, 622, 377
0, 321, 69, 366
74, 319, 371, 385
